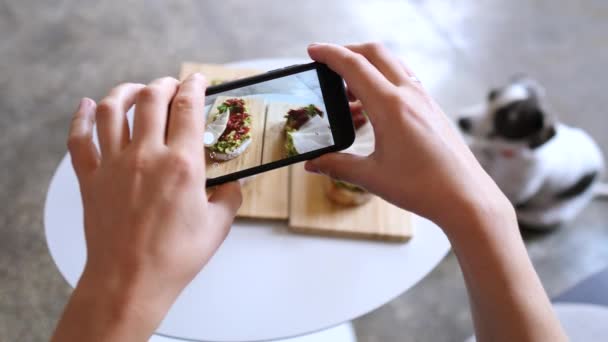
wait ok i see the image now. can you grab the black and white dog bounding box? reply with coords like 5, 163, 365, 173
457, 77, 605, 229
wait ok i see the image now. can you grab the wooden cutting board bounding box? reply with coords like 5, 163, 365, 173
180, 62, 262, 85
288, 163, 413, 242
181, 62, 412, 241
181, 63, 290, 219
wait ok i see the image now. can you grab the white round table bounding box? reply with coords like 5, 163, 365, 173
44, 59, 451, 342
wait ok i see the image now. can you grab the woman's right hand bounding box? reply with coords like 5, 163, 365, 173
306, 43, 569, 342
305, 43, 513, 229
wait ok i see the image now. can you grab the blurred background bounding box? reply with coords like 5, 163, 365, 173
1, 0, 607, 341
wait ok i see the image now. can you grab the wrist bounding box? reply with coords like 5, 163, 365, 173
70, 268, 170, 339
437, 183, 518, 246
52, 270, 162, 342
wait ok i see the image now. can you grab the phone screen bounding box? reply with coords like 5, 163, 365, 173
203, 68, 336, 180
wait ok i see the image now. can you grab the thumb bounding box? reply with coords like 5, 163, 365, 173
207, 181, 242, 228
305, 152, 373, 186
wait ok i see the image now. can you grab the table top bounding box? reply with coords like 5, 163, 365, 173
44, 58, 451, 342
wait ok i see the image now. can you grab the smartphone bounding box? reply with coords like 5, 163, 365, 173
203, 62, 355, 187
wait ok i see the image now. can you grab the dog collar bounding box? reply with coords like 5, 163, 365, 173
500, 148, 516, 158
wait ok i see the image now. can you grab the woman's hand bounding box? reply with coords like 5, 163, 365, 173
52, 74, 242, 341
305, 43, 511, 229
306, 43, 566, 342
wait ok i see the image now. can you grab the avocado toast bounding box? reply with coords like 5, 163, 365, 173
207, 98, 252, 161
284, 104, 333, 157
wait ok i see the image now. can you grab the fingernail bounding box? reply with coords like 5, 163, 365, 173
304, 161, 320, 174
78, 97, 93, 110
308, 42, 326, 48
189, 73, 208, 87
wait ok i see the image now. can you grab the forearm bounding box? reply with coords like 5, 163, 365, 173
51, 271, 165, 342
444, 196, 566, 341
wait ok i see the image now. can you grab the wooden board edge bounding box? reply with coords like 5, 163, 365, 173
238, 212, 290, 220
179, 62, 263, 81
288, 224, 413, 243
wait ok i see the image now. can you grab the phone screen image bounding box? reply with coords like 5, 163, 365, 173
203, 68, 336, 180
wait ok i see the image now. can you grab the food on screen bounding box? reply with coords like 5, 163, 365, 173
284, 104, 333, 157
205, 98, 252, 161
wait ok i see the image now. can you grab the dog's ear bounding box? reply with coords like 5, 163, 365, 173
488, 88, 500, 102
529, 114, 556, 149
524, 106, 545, 135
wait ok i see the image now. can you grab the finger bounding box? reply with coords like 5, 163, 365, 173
305, 152, 374, 186
68, 98, 100, 176
346, 42, 410, 86
208, 181, 243, 225
200, 182, 242, 253
349, 100, 363, 114
167, 73, 207, 151
308, 43, 395, 116
95, 83, 145, 158
349, 101, 368, 129
345, 85, 358, 102
398, 59, 416, 78
397, 60, 425, 90
132, 77, 180, 146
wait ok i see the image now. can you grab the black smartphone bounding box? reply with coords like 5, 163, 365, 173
203, 62, 355, 187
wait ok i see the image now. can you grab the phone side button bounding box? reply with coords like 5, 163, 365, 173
266, 64, 299, 73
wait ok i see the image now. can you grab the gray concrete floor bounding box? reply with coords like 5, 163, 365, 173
1, 0, 607, 341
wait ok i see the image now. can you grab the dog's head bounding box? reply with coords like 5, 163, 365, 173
458, 77, 555, 148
